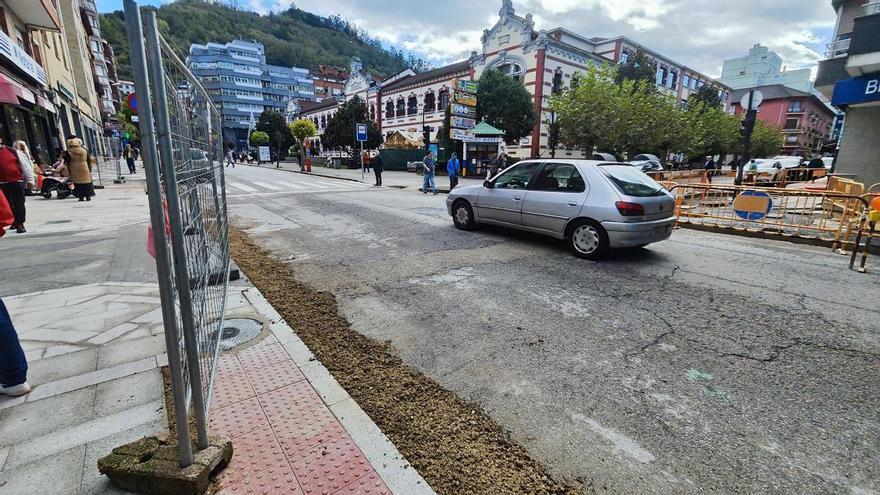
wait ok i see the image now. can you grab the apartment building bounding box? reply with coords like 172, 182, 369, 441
189, 39, 316, 149
815, 0, 880, 185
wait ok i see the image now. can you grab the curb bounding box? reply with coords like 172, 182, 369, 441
240, 286, 436, 495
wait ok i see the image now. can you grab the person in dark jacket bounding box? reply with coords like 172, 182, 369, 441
703, 156, 716, 183
373, 153, 383, 186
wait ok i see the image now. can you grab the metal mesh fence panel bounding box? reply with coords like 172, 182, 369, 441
126, 1, 229, 462
156, 34, 230, 420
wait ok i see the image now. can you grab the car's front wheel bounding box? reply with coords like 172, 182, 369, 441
568, 219, 608, 260
452, 200, 476, 231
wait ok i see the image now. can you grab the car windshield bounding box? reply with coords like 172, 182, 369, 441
600, 164, 665, 197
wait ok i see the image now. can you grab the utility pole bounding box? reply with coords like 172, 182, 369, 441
736, 89, 761, 186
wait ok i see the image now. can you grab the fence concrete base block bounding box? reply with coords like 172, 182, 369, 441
97, 435, 232, 495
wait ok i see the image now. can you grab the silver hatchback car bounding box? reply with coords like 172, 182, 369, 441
446, 160, 675, 259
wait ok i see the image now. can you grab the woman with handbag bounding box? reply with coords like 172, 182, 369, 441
63, 136, 95, 202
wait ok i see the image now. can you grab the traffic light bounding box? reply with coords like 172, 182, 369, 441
423, 125, 431, 150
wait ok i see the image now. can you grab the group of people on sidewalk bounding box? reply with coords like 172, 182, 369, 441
0, 135, 96, 236
421, 151, 462, 194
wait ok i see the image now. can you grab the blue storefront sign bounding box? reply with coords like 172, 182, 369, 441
832, 72, 880, 107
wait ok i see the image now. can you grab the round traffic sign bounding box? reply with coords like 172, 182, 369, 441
127, 93, 138, 114
734, 190, 773, 220
739, 90, 763, 111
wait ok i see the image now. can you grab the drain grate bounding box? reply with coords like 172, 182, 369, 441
214, 318, 263, 351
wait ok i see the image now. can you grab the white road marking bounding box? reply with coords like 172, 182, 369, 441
253, 181, 283, 191
228, 182, 257, 192
277, 181, 306, 189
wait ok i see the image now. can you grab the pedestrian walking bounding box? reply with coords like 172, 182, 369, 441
64, 136, 95, 202
373, 153, 383, 186
364, 151, 372, 173
447, 152, 461, 190
124, 143, 137, 174
422, 151, 437, 195
225, 147, 235, 168
13, 141, 36, 194
0, 298, 31, 397
0, 137, 35, 234
703, 155, 716, 183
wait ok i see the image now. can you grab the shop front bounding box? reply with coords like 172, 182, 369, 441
462, 121, 506, 177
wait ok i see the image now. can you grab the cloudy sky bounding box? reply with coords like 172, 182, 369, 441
97, 0, 836, 78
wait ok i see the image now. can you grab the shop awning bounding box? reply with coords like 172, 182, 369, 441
472, 121, 505, 136
0, 74, 21, 105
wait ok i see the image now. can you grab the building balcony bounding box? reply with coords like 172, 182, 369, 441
5, 0, 60, 31
824, 38, 851, 59
845, 9, 880, 77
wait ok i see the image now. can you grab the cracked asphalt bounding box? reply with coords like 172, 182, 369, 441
227, 165, 880, 494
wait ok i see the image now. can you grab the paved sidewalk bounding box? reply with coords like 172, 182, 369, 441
0, 175, 432, 494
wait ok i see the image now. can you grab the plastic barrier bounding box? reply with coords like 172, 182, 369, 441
669, 183, 869, 250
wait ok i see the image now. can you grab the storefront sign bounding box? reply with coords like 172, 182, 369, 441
453, 90, 477, 107
452, 116, 476, 129
452, 103, 475, 118
832, 72, 880, 107
465, 136, 503, 144
0, 30, 47, 88
450, 128, 475, 141
455, 79, 478, 94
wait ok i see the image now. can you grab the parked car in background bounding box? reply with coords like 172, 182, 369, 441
629, 154, 664, 172
822, 157, 834, 170
592, 152, 617, 161
446, 160, 675, 259
770, 155, 806, 168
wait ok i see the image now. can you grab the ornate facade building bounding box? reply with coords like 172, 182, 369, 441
302, 0, 731, 159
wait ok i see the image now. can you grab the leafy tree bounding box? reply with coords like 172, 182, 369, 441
614, 48, 657, 87
687, 85, 723, 110
249, 131, 269, 146
321, 96, 382, 160
256, 109, 293, 164
476, 69, 536, 143
289, 119, 317, 166
749, 120, 784, 158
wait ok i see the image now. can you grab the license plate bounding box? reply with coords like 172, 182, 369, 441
653, 225, 670, 235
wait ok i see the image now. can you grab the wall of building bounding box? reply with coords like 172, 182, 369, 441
836, 105, 880, 186
732, 95, 834, 157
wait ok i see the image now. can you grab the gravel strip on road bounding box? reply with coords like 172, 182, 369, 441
230, 227, 586, 495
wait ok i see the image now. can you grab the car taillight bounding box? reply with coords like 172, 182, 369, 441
615, 201, 645, 216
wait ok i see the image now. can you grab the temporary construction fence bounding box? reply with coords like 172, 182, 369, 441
125, 0, 230, 467
668, 183, 875, 267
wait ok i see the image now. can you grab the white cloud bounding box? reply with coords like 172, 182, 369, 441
105, 0, 835, 78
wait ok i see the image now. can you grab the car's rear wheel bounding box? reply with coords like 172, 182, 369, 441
568, 219, 608, 260
452, 200, 476, 231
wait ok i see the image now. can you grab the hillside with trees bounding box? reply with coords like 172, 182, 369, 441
100, 0, 428, 81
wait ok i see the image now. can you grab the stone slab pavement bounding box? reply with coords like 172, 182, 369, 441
0, 173, 432, 495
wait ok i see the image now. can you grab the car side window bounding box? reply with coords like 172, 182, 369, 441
531, 163, 585, 193
494, 162, 541, 190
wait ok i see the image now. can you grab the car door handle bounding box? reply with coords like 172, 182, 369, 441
567, 202, 578, 207
513, 197, 521, 201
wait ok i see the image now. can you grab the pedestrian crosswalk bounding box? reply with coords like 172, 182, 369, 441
225, 177, 373, 196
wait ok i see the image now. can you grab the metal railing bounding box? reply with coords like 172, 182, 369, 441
825, 38, 851, 59
125, 0, 230, 467
669, 183, 868, 249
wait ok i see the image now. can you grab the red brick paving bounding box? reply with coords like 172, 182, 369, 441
212, 338, 384, 495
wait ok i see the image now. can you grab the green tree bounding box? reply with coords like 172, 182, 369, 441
749, 120, 784, 158
476, 69, 536, 142
321, 96, 382, 160
256, 109, 293, 164
289, 118, 317, 168
687, 84, 723, 110
614, 48, 657, 87
249, 131, 269, 147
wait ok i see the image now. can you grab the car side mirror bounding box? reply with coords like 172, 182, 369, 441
483, 180, 494, 189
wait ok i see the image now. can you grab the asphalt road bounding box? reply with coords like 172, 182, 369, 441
226, 165, 880, 495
